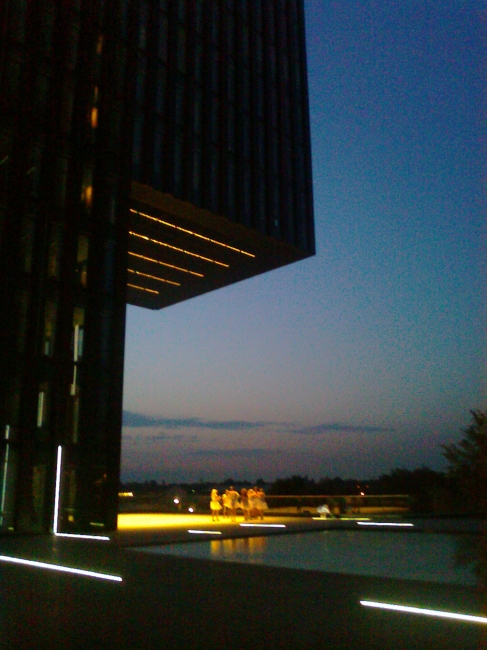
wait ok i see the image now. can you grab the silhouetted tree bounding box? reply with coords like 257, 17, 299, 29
442, 410, 487, 514
269, 475, 316, 495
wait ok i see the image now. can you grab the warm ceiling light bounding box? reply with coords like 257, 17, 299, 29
129, 231, 229, 267
128, 251, 204, 277
130, 208, 255, 258
127, 283, 159, 295
128, 268, 180, 286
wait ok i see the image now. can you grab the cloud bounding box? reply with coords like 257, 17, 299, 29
124, 432, 197, 443
293, 423, 395, 435
191, 448, 281, 458
123, 411, 268, 430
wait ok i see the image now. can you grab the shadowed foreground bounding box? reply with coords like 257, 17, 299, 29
1, 517, 484, 649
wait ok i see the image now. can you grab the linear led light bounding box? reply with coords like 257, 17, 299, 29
53, 445, 62, 534
360, 601, 487, 624
130, 208, 255, 258
0, 426, 10, 527
128, 251, 204, 277
127, 283, 159, 295
357, 522, 413, 527
312, 517, 371, 521
55, 533, 110, 541
239, 524, 286, 528
129, 231, 229, 268
0, 555, 122, 582
128, 268, 180, 287
188, 530, 222, 535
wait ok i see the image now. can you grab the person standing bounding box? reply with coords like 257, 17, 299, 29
227, 486, 240, 522
256, 487, 267, 520
222, 489, 230, 518
210, 488, 222, 521
240, 488, 250, 520
247, 487, 257, 519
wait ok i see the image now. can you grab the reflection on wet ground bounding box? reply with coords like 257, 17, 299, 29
135, 528, 481, 586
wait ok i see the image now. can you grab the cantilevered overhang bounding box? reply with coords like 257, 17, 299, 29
127, 182, 314, 310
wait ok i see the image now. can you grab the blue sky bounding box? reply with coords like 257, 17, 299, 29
121, 0, 486, 484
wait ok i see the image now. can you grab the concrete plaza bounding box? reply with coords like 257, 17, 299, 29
1, 514, 484, 649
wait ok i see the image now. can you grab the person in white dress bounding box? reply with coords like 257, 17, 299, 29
210, 488, 222, 521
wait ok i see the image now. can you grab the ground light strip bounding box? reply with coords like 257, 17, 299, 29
52, 447, 110, 541
357, 522, 413, 527
188, 530, 222, 535
55, 533, 110, 541
53, 445, 62, 534
360, 601, 487, 624
0, 426, 10, 527
0, 555, 122, 582
239, 524, 286, 528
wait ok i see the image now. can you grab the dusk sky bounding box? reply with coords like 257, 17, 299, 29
121, 1, 486, 484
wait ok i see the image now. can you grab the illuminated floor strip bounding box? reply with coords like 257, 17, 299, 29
0, 555, 122, 582
357, 522, 413, 527
188, 530, 222, 535
239, 524, 286, 528
55, 533, 110, 541
360, 601, 487, 624
312, 517, 371, 521
53, 445, 62, 534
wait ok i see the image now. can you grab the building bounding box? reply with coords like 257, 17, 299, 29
0, 0, 314, 533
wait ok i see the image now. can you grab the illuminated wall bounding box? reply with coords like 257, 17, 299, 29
0, 0, 314, 533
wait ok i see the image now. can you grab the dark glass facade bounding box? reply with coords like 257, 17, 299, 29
0, 0, 314, 533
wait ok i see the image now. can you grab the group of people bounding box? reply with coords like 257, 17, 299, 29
210, 486, 267, 522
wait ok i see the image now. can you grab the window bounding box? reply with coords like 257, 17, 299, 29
158, 12, 168, 61
37, 384, 48, 428
177, 26, 186, 74
138, 1, 149, 49
76, 234, 89, 286
16, 291, 30, 355
194, 40, 203, 83
103, 240, 116, 293
19, 218, 35, 273
132, 113, 144, 173
193, 87, 202, 134
136, 55, 146, 105
80, 167, 93, 209
47, 226, 62, 279
43, 301, 57, 356
72, 308, 84, 361
155, 64, 166, 114
154, 120, 165, 181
